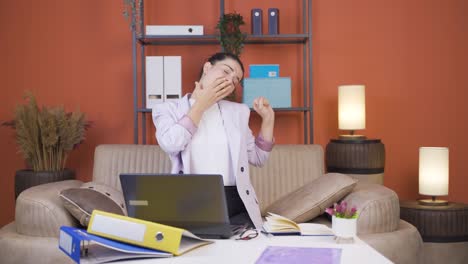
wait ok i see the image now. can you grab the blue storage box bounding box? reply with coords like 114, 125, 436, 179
242, 77, 291, 108
249, 64, 280, 78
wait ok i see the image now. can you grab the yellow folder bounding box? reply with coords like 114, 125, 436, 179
87, 210, 213, 256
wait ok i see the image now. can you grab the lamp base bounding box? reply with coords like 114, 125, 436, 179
338, 134, 366, 140
418, 199, 449, 206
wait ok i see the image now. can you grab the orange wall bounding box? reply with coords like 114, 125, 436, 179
1, 0, 467, 227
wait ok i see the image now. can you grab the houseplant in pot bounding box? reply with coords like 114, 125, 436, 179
216, 12, 246, 57
216, 12, 246, 102
2, 92, 89, 199
326, 201, 359, 243
122, 0, 143, 37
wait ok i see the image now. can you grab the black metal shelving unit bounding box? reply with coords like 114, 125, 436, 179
131, 0, 313, 144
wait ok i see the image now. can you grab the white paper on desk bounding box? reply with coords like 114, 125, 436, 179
81, 243, 172, 264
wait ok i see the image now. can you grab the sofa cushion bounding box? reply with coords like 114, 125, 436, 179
250, 144, 326, 215
264, 173, 357, 223
342, 182, 400, 234
15, 180, 83, 237
359, 220, 423, 264
60, 182, 127, 227
0, 222, 74, 264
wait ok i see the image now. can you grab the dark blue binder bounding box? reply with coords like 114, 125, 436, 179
268, 8, 279, 34
251, 8, 263, 35
58, 226, 171, 263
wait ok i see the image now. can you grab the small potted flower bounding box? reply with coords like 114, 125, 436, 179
326, 201, 358, 240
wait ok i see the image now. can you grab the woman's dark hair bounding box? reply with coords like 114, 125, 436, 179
199, 52, 245, 81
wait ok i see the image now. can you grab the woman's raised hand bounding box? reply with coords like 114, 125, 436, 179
253, 97, 274, 122
253, 97, 275, 142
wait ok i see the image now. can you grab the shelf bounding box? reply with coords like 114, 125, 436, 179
245, 34, 309, 44
132, 0, 313, 144
138, 35, 219, 45
138, 34, 309, 45
250, 107, 311, 112
137, 107, 311, 113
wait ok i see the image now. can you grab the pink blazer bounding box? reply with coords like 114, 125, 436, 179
152, 94, 274, 230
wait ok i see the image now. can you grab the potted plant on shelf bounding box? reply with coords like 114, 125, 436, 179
2, 92, 90, 199
122, 0, 143, 37
216, 12, 246, 57
326, 201, 359, 242
216, 12, 246, 102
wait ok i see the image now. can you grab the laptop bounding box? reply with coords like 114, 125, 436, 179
119, 173, 235, 239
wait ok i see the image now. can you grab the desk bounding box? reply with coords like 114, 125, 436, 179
118, 234, 391, 264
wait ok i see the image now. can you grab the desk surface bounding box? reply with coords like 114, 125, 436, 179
117, 234, 391, 264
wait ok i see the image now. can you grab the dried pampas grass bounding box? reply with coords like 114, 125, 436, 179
2, 92, 89, 171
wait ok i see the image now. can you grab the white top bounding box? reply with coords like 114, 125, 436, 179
189, 99, 235, 186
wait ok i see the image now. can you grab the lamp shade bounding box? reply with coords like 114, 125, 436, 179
419, 147, 449, 196
338, 85, 366, 130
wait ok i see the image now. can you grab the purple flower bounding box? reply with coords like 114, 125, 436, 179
341, 201, 347, 211
326, 201, 359, 219
335, 203, 342, 214
325, 207, 334, 216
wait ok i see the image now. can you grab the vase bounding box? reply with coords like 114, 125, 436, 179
15, 169, 76, 200
332, 215, 357, 239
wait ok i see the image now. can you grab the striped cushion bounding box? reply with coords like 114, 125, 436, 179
15, 180, 82, 237
59, 182, 127, 227
343, 182, 400, 234
250, 144, 325, 215
264, 173, 357, 223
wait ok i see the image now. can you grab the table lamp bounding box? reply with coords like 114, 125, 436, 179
326, 84, 385, 184
419, 147, 449, 206
338, 85, 366, 140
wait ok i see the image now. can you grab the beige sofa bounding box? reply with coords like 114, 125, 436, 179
0, 144, 422, 264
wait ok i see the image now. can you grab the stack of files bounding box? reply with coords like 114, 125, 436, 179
59, 210, 213, 263
243, 64, 291, 108
146, 56, 182, 108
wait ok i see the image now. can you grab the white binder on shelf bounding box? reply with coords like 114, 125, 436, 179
146, 25, 204, 36
163, 56, 182, 102
145, 56, 164, 109
145, 56, 182, 108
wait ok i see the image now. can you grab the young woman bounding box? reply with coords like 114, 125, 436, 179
152, 52, 275, 230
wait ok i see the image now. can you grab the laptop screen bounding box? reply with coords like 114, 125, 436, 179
119, 173, 230, 227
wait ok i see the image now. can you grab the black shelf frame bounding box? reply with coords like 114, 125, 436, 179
138, 34, 309, 45
132, 0, 313, 144
137, 107, 312, 113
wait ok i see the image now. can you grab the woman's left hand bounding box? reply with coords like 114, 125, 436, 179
253, 97, 274, 123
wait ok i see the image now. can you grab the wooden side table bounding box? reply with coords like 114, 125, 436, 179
325, 139, 385, 184
400, 200, 468, 242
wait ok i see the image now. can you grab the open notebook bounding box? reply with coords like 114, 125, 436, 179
262, 212, 334, 236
